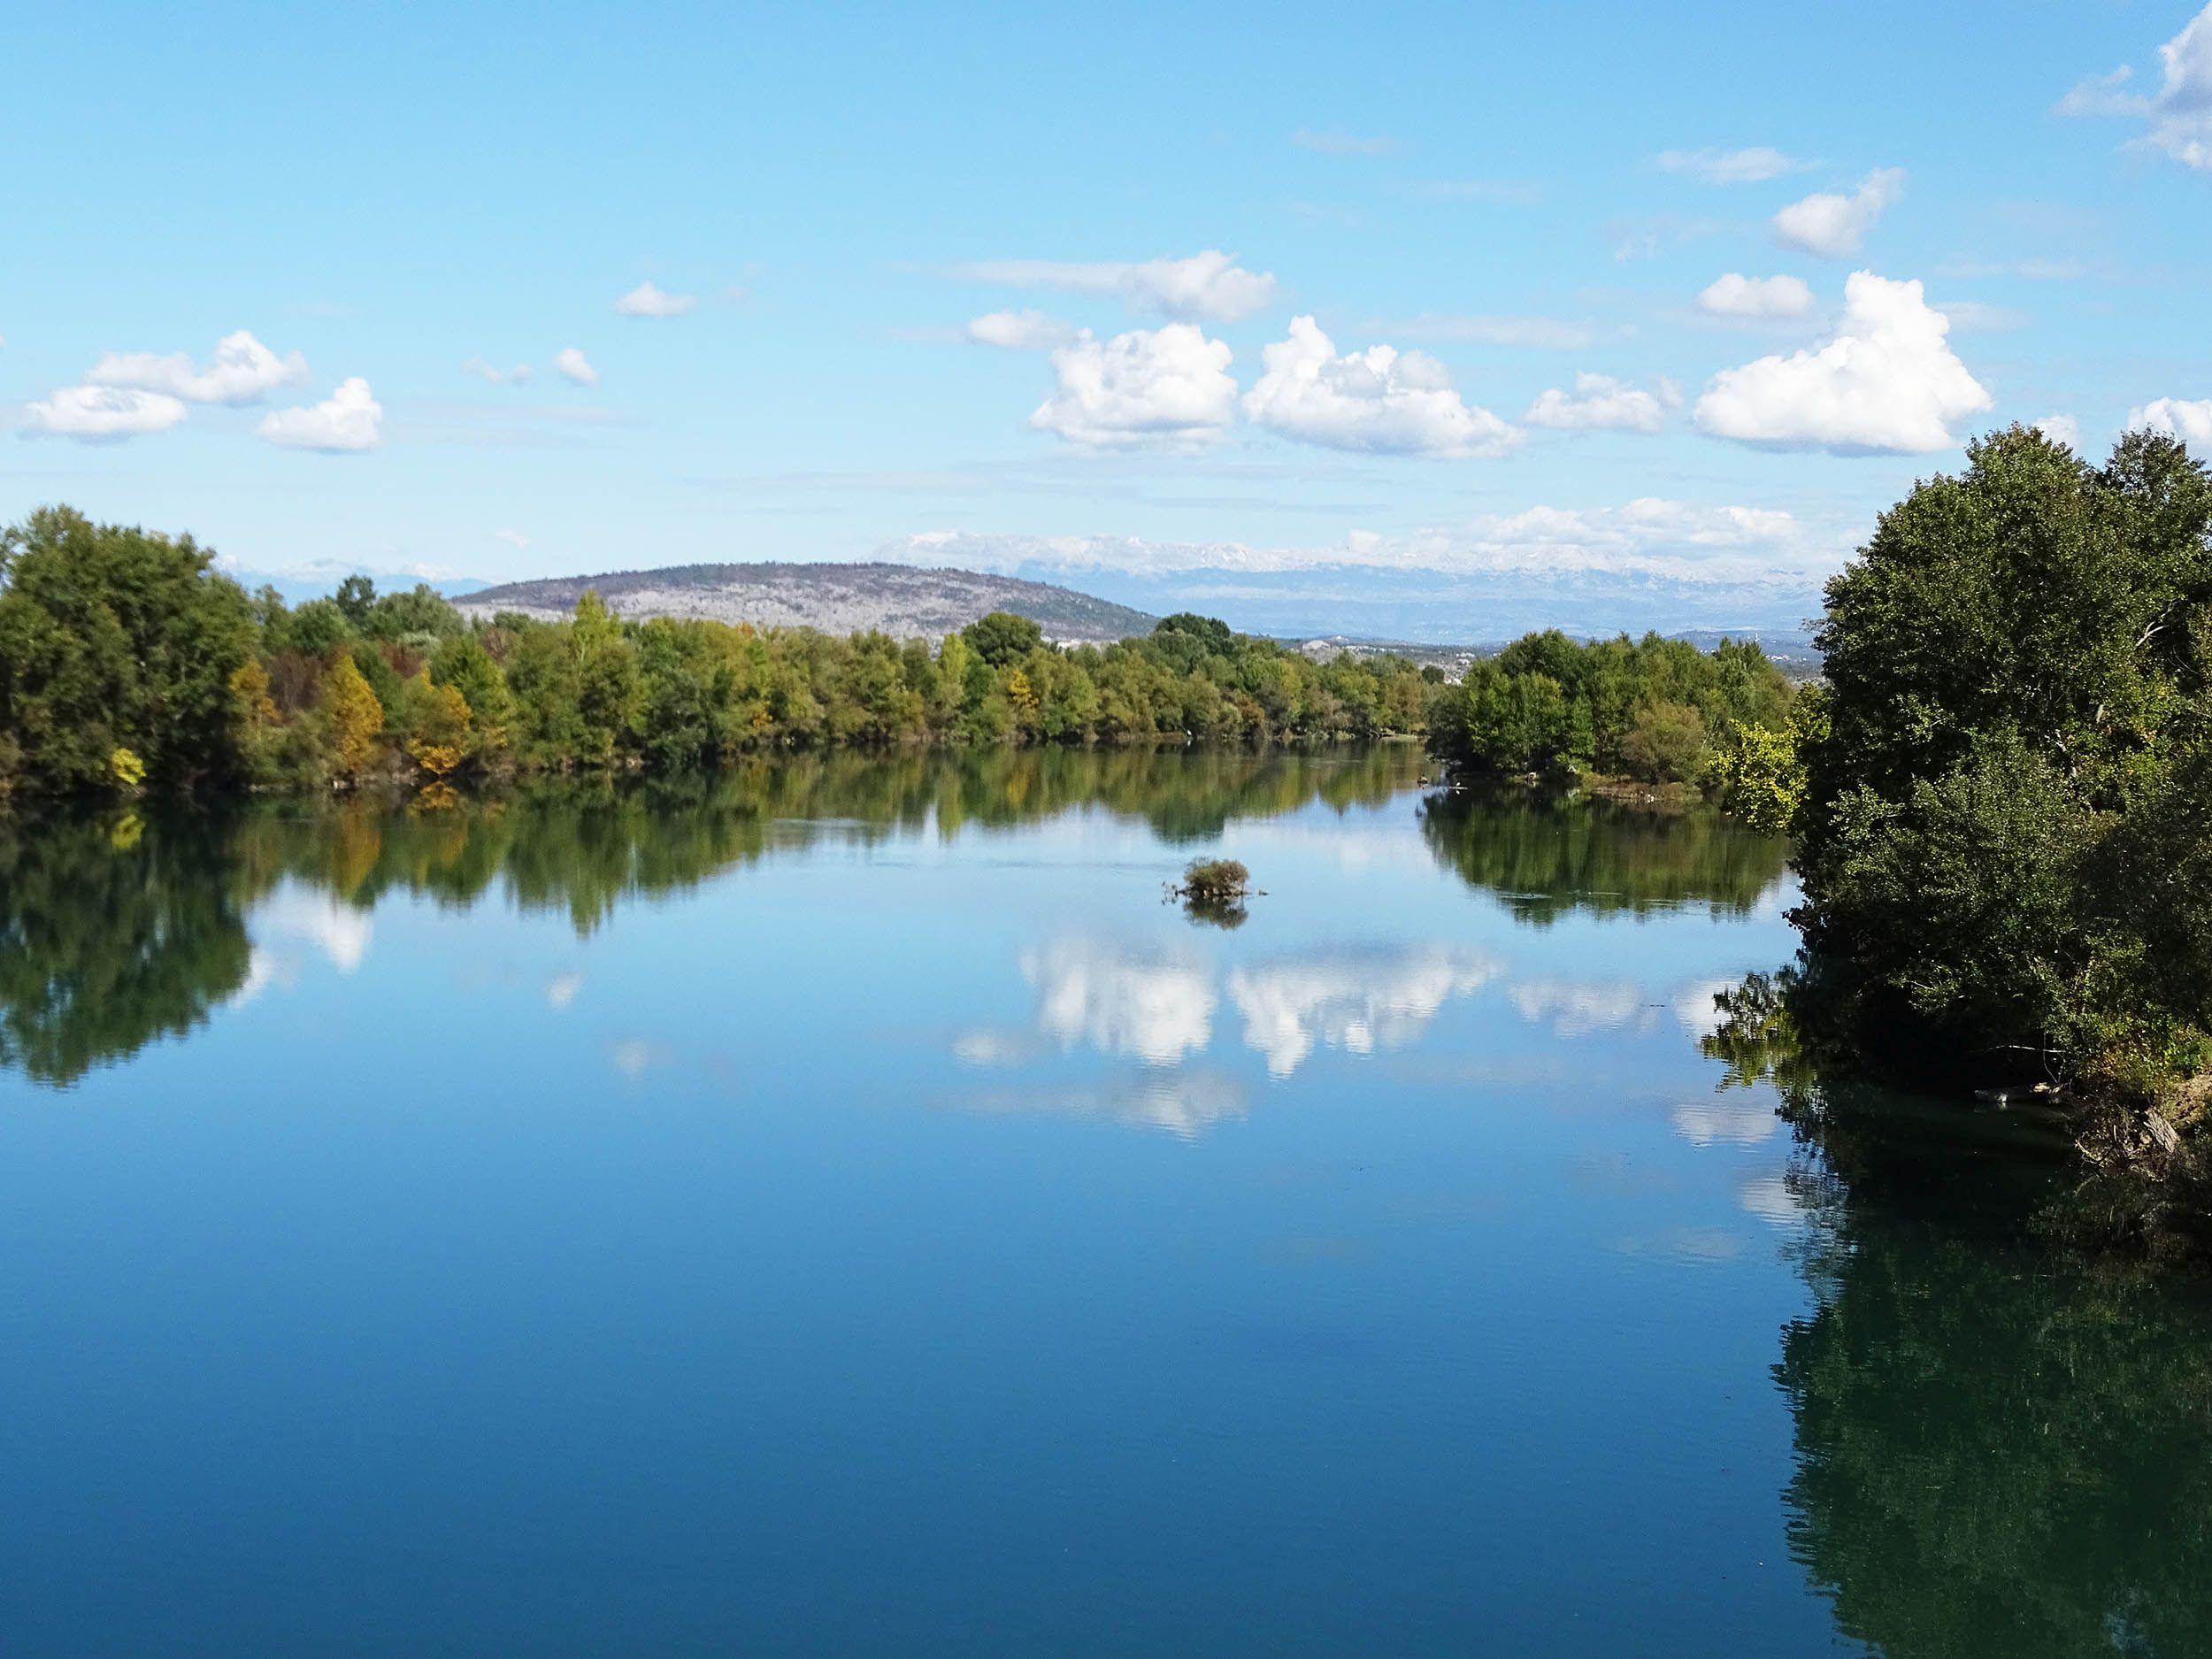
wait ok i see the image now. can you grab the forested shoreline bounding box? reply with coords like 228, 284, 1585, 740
1425, 625, 1804, 817
0, 507, 1440, 800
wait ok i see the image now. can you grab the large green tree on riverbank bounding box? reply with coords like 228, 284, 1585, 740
0, 508, 258, 793
1793, 425, 2212, 1100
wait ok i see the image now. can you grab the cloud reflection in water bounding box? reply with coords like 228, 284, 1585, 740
1227, 947, 1504, 1076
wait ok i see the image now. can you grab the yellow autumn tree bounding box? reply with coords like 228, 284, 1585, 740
228, 659, 283, 781
320, 651, 385, 780
396, 669, 472, 779
228, 659, 277, 726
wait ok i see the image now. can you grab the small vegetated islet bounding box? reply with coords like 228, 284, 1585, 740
1174, 858, 1252, 902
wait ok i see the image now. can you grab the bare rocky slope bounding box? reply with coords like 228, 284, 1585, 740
458, 561, 1158, 642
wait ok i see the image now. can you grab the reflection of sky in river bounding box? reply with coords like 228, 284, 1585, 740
226, 789, 1802, 1164
23, 760, 2212, 1659
12, 769, 1919, 1657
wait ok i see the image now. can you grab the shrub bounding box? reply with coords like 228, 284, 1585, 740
1180, 857, 1249, 900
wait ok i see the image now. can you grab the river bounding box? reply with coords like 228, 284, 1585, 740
3, 748, 2207, 1656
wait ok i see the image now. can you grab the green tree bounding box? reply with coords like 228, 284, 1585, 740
1707, 696, 1823, 838
933, 631, 975, 729
288, 597, 351, 659
963, 610, 1044, 666
1794, 426, 2212, 1087
365, 582, 465, 642
635, 618, 732, 769
429, 632, 517, 757
1619, 700, 1707, 783
570, 592, 641, 764
1430, 629, 1789, 783
334, 573, 376, 627
0, 506, 257, 793
504, 621, 586, 764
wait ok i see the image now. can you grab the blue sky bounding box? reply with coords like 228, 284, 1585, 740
4, 1, 2210, 638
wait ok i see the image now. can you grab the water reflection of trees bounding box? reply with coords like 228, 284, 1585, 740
0, 747, 1424, 1085
1706, 979, 2212, 1658
0, 812, 258, 1087
1417, 787, 1789, 923
1777, 1175, 2212, 1659
251, 746, 1429, 933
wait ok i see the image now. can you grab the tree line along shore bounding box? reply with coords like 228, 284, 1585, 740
5, 423, 2211, 1241
0, 503, 1801, 801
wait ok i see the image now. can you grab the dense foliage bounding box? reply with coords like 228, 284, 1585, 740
0, 508, 1432, 801
1790, 426, 2212, 1111
0, 508, 257, 794
1426, 627, 1795, 787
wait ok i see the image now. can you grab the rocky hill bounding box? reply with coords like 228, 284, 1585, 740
458, 561, 1158, 642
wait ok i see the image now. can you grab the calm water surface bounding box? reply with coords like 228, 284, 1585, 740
4, 749, 2208, 1657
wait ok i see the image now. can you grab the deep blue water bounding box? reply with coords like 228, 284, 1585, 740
4, 749, 2208, 1656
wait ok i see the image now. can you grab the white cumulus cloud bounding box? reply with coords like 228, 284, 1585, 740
1524, 373, 1674, 434
1772, 167, 1905, 257
1695, 271, 1990, 454
88, 329, 307, 404
1244, 314, 1519, 457
966, 309, 1078, 349
257, 377, 383, 452
614, 280, 696, 318
1698, 273, 1815, 319
2127, 397, 2212, 442
554, 347, 599, 387
2057, 5, 2212, 170
1655, 146, 1810, 184
2034, 413, 2083, 450
1030, 323, 1237, 448
25, 384, 188, 442
951, 250, 1278, 323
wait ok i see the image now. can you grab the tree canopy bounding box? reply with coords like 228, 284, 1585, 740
1792, 426, 2212, 1097
1427, 627, 1795, 786
0, 507, 257, 794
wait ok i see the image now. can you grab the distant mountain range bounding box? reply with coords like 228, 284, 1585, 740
458, 561, 1160, 643
451, 558, 1822, 668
